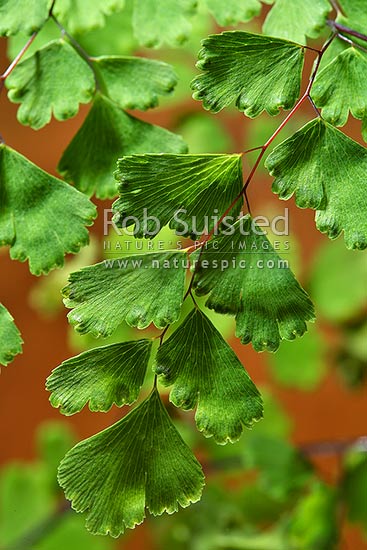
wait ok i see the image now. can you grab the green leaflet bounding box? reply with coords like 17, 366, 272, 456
63, 251, 187, 336
154, 308, 263, 444
0, 303, 23, 366
53, 0, 125, 35
46, 339, 152, 415
265, 118, 367, 250
316, 0, 367, 72
113, 153, 243, 238
132, 0, 198, 48
93, 56, 177, 110
191, 31, 304, 116
0, 0, 52, 36
204, 0, 262, 26
76, 2, 137, 57
338, 0, 367, 30
311, 47, 367, 127
58, 388, 205, 536
192, 216, 315, 352
6, 39, 95, 129
0, 144, 96, 275
6, 18, 61, 62
316, 1, 367, 73
58, 94, 187, 199
263, 0, 330, 43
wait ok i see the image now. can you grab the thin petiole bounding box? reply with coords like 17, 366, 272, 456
242, 32, 337, 194
0, 31, 38, 93
308, 95, 322, 116
52, 15, 102, 92
337, 32, 367, 53
328, 19, 367, 44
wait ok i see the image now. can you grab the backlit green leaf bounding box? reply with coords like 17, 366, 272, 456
311, 47, 367, 126
132, 0, 198, 47
316, 1, 367, 74
191, 31, 304, 116
93, 56, 177, 110
263, 0, 330, 43
0, 145, 96, 275
75, 1, 137, 56
54, 0, 125, 34
338, 0, 367, 30
58, 388, 205, 536
58, 94, 187, 198
265, 118, 367, 250
193, 216, 315, 352
113, 153, 243, 238
46, 339, 152, 415
204, 0, 262, 26
0, 303, 23, 367
6, 18, 61, 62
63, 251, 187, 336
6, 39, 95, 129
154, 308, 263, 444
0, 0, 52, 36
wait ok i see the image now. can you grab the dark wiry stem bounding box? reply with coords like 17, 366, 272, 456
0, 32, 38, 95
51, 15, 102, 92
328, 19, 367, 43
336, 32, 367, 53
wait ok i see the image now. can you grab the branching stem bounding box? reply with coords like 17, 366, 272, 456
336, 32, 367, 53
0, 0, 60, 95
165, 32, 338, 357
328, 19, 367, 43
242, 31, 336, 196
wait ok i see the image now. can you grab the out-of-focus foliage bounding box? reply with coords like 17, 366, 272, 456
150, 391, 344, 550
310, 237, 367, 323
343, 450, 367, 533
2, 0, 366, 544
336, 319, 367, 388
177, 113, 232, 154
0, 422, 115, 549
268, 324, 326, 390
